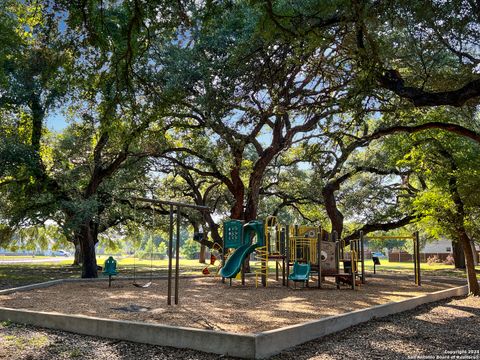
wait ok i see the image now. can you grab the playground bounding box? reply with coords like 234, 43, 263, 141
0, 275, 458, 334
2, 1, 480, 358
0, 215, 476, 358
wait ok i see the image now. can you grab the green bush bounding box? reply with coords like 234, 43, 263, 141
139, 252, 165, 260
181, 239, 200, 259
138, 239, 168, 260
157, 242, 167, 256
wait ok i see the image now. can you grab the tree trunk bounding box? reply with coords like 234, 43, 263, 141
229, 154, 245, 220
243, 170, 265, 273
199, 244, 206, 263
73, 241, 83, 266
193, 223, 206, 264
443, 150, 479, 295
78, 222, 98, 278
244, 197, 258, 223
471, 241, 478, 266
230, 192, 244, 219
452, 240, 466, 269
459, 232, 479, 295
30, 96, 45, 154
322, 185, 344, 238
244, 176, 261, 222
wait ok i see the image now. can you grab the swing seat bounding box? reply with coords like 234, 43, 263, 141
103, 256, 118, 276
133, 281, 152, 288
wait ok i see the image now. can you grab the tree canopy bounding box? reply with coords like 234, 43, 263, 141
0, 0, 479, 294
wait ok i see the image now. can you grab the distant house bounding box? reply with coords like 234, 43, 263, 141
388, 239, 479, 264
422, 239, 453, 253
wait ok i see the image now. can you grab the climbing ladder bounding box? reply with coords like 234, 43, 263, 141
255, 245, 269, 287
254, 216, 279, 287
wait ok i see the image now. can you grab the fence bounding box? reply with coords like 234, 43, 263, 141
388, 251, 452, 263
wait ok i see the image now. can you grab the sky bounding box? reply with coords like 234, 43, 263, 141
46, 112, 68, 132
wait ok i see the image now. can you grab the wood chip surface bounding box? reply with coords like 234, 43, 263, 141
0, 276, 457, 333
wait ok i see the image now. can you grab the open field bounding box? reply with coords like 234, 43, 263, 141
0, 276, 458, 333
1, 257, 478, 291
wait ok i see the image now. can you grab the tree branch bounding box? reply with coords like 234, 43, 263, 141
344, 214, 419, 242
379, 70, 480, 107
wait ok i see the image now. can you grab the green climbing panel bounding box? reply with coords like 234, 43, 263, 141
224, 220, 244, 249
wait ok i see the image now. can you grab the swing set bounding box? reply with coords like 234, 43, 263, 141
130, 197, 210, 305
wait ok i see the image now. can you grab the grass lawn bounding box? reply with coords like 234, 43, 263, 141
363, 258, 480, 278
1, 256, 478, 291
0, 255, 60, 260
0, 257, 210, 290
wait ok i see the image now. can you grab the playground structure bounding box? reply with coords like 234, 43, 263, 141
220, 217, 422, 289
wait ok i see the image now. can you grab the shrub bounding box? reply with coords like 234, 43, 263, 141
157, 242, 167, 256
443, 254, 455, 265
181, 239, 200, 259
139, 252, 165, 260
427, 255, 441, 265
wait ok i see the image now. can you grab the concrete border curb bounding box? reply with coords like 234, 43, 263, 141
0, 279, 469, 358
0, 307, 256, 358
0, 279, 65, 295
254, 285, 468, 358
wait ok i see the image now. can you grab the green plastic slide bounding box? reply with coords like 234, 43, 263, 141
219, 243, 260, 279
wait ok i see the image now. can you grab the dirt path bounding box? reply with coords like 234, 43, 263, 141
0, 295, 478, 359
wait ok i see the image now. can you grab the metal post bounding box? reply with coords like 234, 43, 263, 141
360, 231, 365, 284
334, 240, 340, 289
167, 205, 174, 305
241, 222, 246, 286
174, 206, 181, 305
317, 227, 322, 288
352, 239, 360, 274
413, 233, 417, 285
241, 258, 245, 286
333, 231, 339, 268
222, 223, 226, 284
415, 231, 421, 286
335, 235, 339, 273
282, 228, 286, 286
351, 250, 356, 290
333, 231, 340, 260
286, 225, 290, 287
262, 223, 267, 288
